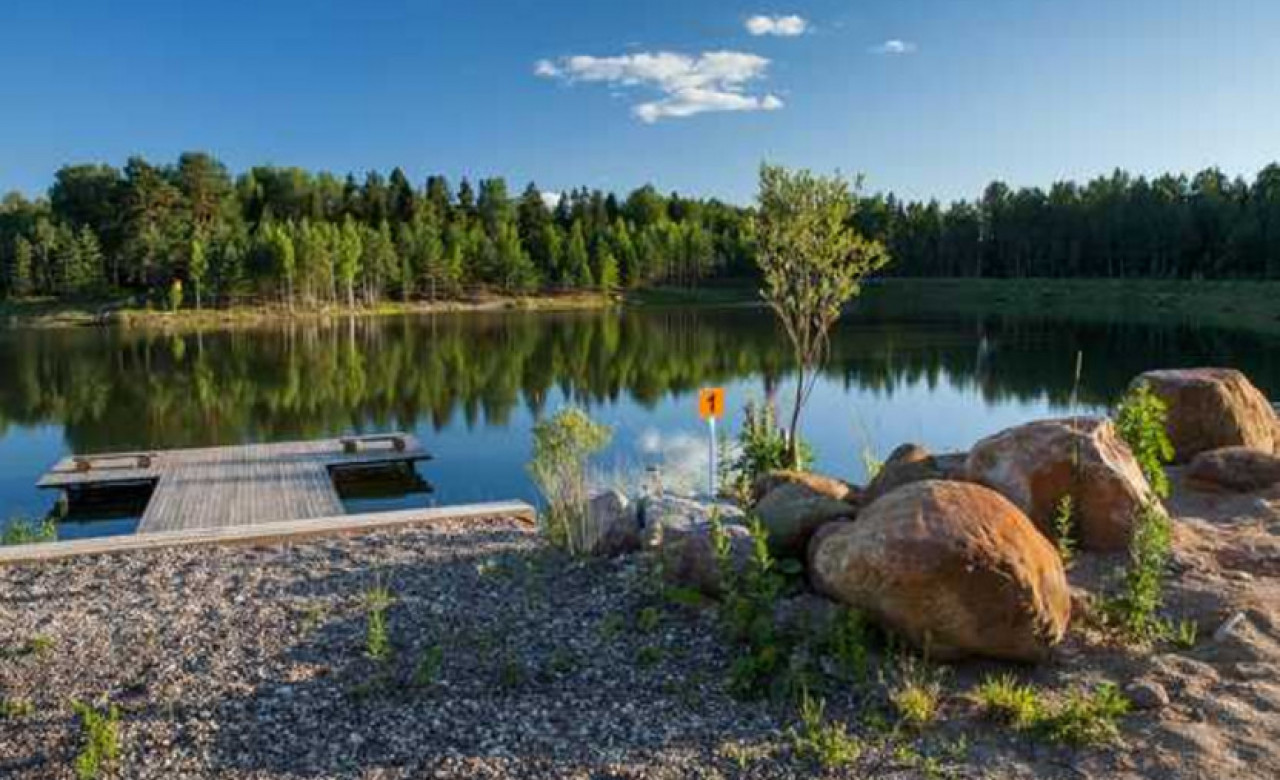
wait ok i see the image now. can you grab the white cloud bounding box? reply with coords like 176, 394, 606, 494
745, 14, 808, 37
871, 39, 918, 55
540, 191, 562, 209
534, 50, 784, 123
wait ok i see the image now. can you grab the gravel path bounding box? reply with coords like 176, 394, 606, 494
2, 512, 1277, 779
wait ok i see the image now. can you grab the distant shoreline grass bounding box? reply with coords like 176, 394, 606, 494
3, 278, 1279, 332
0, 291, 616, 331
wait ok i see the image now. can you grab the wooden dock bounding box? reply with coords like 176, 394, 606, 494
38, 434, 432, 534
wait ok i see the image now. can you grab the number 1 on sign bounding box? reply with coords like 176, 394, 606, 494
698, 388, 724, 497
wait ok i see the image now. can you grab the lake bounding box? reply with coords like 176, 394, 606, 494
2, 300, 1278, 539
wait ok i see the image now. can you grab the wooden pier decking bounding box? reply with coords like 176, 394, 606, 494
38, 434, 432, 534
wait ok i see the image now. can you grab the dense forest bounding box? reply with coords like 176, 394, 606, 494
0, 153, 753, 307
2, 154, 1280, 307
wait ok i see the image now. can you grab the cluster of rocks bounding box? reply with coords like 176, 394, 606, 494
584, 367, 1280, 665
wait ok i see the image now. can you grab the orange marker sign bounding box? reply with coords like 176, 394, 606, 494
698, 387, 725, 420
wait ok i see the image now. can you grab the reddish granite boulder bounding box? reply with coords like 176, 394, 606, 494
965, 417, 1159, 551
1186, 446, 1280, 493
808, 480, 1070, 662
1134, 368, 1279, 462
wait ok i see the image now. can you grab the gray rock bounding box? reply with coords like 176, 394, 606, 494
583, 489, 642, 557
1126, 679, 1171, 710
638, 494, 744, 547
659, 521, 753, 598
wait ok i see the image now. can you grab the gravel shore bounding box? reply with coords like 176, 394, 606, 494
2, 505, 1278, 779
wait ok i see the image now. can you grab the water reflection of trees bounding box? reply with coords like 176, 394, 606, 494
0, 308, 1274, 452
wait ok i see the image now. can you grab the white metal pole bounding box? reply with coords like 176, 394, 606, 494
708, 416, 717, 498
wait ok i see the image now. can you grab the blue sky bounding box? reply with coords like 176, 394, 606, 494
1, 0, 1277, 203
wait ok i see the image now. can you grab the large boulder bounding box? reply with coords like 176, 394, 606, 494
965, 417, 1159, 551
660, 521, 754, 597
582, 490, 642, 556
863, 443, 969, 505
753, 474, 859, 556
1134, 368, 1279, 462
808, 480, 1070, 662
1186, 446, 1280, 493
639, 494, 745, 547
752, 470, 857, 505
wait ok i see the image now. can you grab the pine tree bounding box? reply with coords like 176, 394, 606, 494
565, 221, 593, 288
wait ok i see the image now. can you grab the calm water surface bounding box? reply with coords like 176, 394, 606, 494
2, 304, 1278, 538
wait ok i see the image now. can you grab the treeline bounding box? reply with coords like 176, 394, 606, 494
0, 153, 754, 306
5, 157, 1280, 306
863, 165, 1280, 279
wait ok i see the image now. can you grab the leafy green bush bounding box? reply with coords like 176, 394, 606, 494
727, 399, 812, 501
713, 515, 789, 699
972, 673, 1043, 729
1040, 683, 1130, 746
71, 700, 121, 780
1051, 494, 1076, 565
1114, 381, 1174, 498
1105, 500, 1173, 642
528, 408, 612, 554
791, 689, 862, 768
2, 516, 57, 546
364, 585, 394, 663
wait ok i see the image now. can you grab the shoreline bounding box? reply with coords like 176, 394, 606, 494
4, 278, 1280, 332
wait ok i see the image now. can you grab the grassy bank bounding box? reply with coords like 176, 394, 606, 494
5, 278, 1280, 332
0, 291, 614, 330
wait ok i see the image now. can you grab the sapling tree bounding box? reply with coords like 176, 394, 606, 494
755, 164, 890, 468
528, 408, 611, 554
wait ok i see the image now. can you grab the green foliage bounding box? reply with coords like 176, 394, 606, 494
167, 278, 184, 312
363, 585, 394, 663
727, 399, 813, 501
2, 516, 57, 545
71, 700, 121, 780
820, 608, 871, 684
527, 408, 612, 554
1105, 500, 1173, 642
890, 659, 943, 729
714, 514, 788, 700
1170, 619, 1199, 649
1039, 683, 1130, 746
1114, 381, 1175, 498
790, 689, 862, 768
756, 163, 890, 468
1051, 494, 1076, 565
972, 674, 1043, 729
1, 697, 35, 720
413, 645, 443, 688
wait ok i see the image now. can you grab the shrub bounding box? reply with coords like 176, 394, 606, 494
728, 399, 813, 500
1040, 683, 1130, 746
1, 697, 35, 720
715, 515, 788, 700
364, 585, 394, 663
71, 700, 121, 780
2, 516, 57, 546
890, 659, 943, 729
820, 607, 871, 684
413, 645, 443, 688
972, 673, 1042, 729
791, 689, 862, 768
1105, 500, 1172, 642
1114, 381, 1174, 499
1051, 494, 1076, 565
528, 408, 612, 554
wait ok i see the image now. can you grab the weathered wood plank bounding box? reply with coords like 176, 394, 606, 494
0, 502, 537, 565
